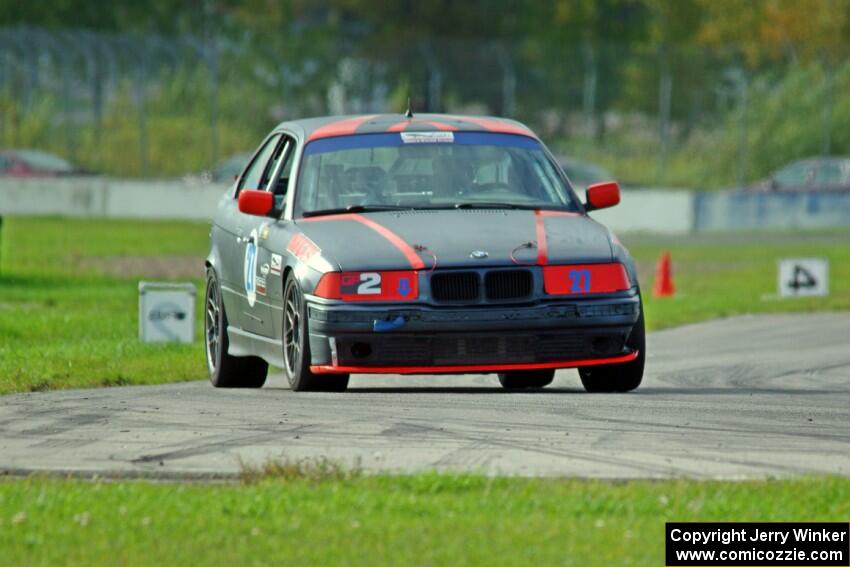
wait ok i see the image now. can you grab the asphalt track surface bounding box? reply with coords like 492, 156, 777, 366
1, 313, 848, 479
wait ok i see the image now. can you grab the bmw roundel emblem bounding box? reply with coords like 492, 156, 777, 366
470, 250, 489, 259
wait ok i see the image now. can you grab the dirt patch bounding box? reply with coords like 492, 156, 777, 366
74, 255, 206, 280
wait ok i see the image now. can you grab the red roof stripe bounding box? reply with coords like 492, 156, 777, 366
307, 114, 381, 141
385, 120, 411, 132
454, 116, 535, 138
423, 120, 459, 131
384, 119, 459, 132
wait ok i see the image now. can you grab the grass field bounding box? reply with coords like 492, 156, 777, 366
1, 217, 848, 395
0, 474, 847, 566
0, 218, 210, 394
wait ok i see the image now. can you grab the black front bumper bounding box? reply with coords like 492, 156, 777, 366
306, 293, 641, 371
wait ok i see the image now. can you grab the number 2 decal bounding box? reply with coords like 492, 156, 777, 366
568, 269, 591, 293
357, 272, 382, 294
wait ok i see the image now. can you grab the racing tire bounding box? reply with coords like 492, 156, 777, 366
497, 369, 555, 389
205, 269, 268, 388
579, 304, 645, 393
283, 273, 349, 392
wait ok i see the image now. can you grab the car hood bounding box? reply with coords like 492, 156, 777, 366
296, 209, 614, 271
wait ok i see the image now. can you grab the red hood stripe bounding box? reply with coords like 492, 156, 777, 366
534, 210, 548, 265
300, 213, 425, 270
534, 209, 581, 265
307, 115, 380, 141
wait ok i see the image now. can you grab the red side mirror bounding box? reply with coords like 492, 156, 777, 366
586, 181, 620, 210
238, 190, 273, 216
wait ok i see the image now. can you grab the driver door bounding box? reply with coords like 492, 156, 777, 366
233, 133, 283, 336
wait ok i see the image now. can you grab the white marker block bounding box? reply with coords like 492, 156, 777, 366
778, 258, 829, 298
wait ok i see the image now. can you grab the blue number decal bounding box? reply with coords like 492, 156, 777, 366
568, 269, 592, 293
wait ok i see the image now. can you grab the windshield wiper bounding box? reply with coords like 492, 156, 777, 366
302, 205, 413, 218
452, 202, 538, 210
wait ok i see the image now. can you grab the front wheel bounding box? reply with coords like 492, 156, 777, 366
282, 273, 349, 392
578, 305, 645, 393
205, 269, 268, 388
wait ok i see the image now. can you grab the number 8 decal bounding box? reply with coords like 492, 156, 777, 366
568, 269, 591, 293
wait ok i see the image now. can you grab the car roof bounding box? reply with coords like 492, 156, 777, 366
0, 149, 74, 172
272, 113, 538, 142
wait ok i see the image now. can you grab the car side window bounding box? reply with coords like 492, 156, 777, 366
237, 134, 282, 194
271, 137, 297, 197
773, 162, 813, 188
814, 162, 844, 186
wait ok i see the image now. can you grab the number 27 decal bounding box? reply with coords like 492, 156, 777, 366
568, 269, 591, 293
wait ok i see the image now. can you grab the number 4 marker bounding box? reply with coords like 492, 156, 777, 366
778, 258, 828, 298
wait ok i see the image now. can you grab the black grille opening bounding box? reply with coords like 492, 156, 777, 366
431, 272, 480, 302
485, 270, 533, 301
334, 332, 628, 367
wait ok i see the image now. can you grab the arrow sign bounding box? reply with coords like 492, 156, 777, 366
397, 277, 411, 297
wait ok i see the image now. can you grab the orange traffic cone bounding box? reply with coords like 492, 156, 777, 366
652, 251, 675, 298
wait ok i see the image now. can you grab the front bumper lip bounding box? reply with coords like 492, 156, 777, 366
307, 293, 640, 333
306, 294, 642, 370
309, 351, 639, 375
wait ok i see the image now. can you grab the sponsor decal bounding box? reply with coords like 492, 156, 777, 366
256, 276, 267, 296
260, 263, 270, 276
286, 234, 320, 261
400, 131, 454, 144
260, 223, 271, 241
243, 228, 259, 307
270, 253, 283, 276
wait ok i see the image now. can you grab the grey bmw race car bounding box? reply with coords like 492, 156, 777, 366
204, 113, 644, 393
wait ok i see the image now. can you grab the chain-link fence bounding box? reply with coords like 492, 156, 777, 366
1, 26, 846, 188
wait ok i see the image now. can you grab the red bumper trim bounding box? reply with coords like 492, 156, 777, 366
310, 351, 639, 375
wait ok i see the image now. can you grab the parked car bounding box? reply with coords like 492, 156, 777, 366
750, 157, 850, 192
558, 158, 616, 191
204, 113, 644, 393
0, 149, 82, 176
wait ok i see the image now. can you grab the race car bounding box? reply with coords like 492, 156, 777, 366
204, 113, 644, 393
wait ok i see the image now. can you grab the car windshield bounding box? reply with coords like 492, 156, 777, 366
296, 132, 581, 216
